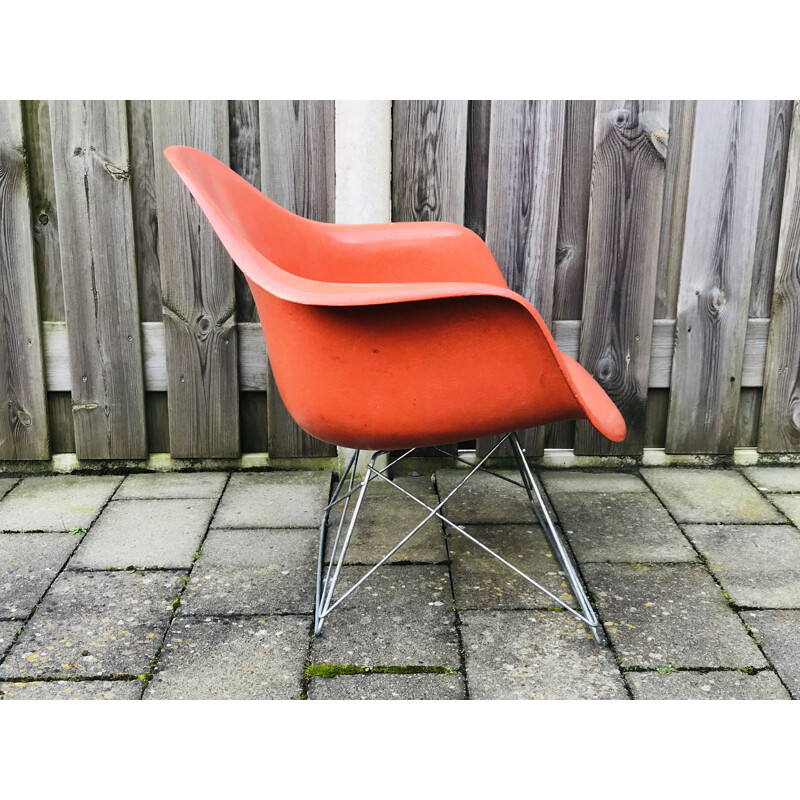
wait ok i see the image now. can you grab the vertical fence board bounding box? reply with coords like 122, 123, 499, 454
0, 101, 49, 459
464, 100, 491, 240
151, 100, 239, 459
477, 101, 565, 457
391, 101, 468, 457
546, 100, 595, 449
575, 101, 669, 456
260, 101, 336, 458
666, 101, 770, 454
230, 100, 260, 323
760, 101, 800, 452
49, 101, 147, 459
738, 100, 794, 446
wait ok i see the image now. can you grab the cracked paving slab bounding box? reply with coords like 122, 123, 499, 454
625, 669, 790, 700
639, 468, 783, 524
114, 471, 229, 500
212, 471, 332, 529
0, 570, 186, 679
0, 679, 144, 700
585, 563, 766, 669
0, 475, 122, 532
684, 525, 800, 608
312, 564, 460, 668
144, 616, 310, 700
180, 528, 318, 615
1, 533, 77, 618
307, 673, 466, 700
325, 476, 447, 565
741, 610, 800, 699
460, 610, 628, 700
68, 498, 217, 570
447, 524, 576, 610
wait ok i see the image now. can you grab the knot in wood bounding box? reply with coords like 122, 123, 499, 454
712, 291, 726, 311
196, 315, 213, 338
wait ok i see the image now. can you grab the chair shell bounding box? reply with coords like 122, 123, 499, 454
164, 145, 626, 451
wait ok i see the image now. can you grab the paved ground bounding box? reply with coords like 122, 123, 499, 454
0, 464, 797, 700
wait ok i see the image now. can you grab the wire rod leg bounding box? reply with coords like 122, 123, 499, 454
315, 449, 358, 631
510, 433, 604, 644
315, 452, 377, 635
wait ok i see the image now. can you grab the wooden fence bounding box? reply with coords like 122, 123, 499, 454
1, 100, 799, 463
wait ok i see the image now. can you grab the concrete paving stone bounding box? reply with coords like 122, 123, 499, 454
307, 673, 466, 700
743, 466, 800, 493
212, 471, 332, 529
0, 679, 143, 700
684, 525, 800, 608
539, 471, 649, 495
768, 494, 800, 527
743, 610, 800, 699
461, 610, 628, 699
68, 498, 216, 570
548, 491, 697, 563
585, 563, 766, 669
1, 533, 77, 618
326, 477, 447, 564
181, 528, 318, 615
435, 469, 541, 525
0, 475, 122, 532
0, 621, 21, 656
115, 471, 228, 500
0, 570, 185, 679
0, 479, 18, 500
145, 616, 309, 700
448, 524, 575, 610
639, 468, 783, 524
626, 669, 790, 700
312, 565, 460, 667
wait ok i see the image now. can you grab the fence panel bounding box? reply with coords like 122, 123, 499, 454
151, 100, 240, 459
0, 101, 49, 459
666, 101, 771, 454
760, 101, 800, 452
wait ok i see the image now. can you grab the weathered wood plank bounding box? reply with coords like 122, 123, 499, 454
0, 101, 49, 459
575, 100, 670, 456
260, 101, 336, 458
476, 101, 565, 459
666, 101, 770, 454
464, 100, 492, 239
229, 100, 260, 323
127, 100, 162, 322
151, 100, 240, 459
760, 101, 800, 452
49, 100, 148, 459
547, 100, 594, 449
21, 100, 64, 322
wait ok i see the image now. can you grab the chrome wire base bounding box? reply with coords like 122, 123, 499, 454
314, 433, 604, 644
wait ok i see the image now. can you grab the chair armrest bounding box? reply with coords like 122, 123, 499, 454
320, 221, 509, 287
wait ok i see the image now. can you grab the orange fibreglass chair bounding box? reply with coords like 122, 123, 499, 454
165, 146, 626, 643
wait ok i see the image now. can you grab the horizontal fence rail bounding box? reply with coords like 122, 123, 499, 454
1, 99, 799, 463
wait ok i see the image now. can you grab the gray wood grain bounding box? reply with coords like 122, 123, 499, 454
151, 100, 239, 459
0, 101, 50, 459
575, 100, 670, 456
49, 100, 147, 459
666, 100, 770, 454
759, 101, 800, 453
478, 101, 566, 458
229, 100, 260, 323
127, 100, 162, 322
464, 100, 491, 239
392, 101, 467, 223
260, 101, 336, 458
547, 100, 594, 450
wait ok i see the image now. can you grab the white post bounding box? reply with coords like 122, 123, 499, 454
334, 100, 392, 476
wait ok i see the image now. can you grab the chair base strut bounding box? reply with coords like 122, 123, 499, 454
314, 433, 604, 645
